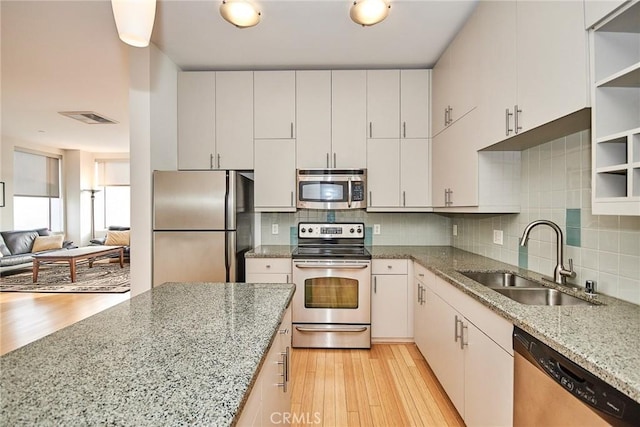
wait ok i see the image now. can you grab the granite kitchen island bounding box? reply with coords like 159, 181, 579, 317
0, 282, 295, 426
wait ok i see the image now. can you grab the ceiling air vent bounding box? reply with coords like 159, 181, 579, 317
58, 111, 118, 125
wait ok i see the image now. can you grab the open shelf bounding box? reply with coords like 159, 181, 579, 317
596, 62, 640, 87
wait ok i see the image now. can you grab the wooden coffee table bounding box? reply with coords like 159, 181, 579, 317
32, 246, 124, 283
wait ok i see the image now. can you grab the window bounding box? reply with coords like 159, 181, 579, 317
13, 151, 63, 231
94, 160, 130, 229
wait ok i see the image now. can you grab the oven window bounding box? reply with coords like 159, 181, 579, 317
300, 182, 345, 201
304, 277, 358, 309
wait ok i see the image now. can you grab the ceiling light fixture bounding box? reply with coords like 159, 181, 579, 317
111, 0, 157, 47
350, 0, 390, 27
220, 0, 261, 28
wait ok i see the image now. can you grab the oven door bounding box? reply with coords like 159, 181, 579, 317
292, 259, 371, 348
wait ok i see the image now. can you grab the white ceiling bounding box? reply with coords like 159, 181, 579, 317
1, 0, 478, 154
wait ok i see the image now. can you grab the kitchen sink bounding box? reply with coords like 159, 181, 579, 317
459, 271, 546, 288
493, 288, 596, 306
458, 270, 598, 306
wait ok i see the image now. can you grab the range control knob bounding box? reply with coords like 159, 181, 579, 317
301, 228, 306, 233
350, 228, 355, 233
308, 228, 313, 233
357, 227, 362, 233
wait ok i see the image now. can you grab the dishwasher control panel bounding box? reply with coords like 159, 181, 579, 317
514, 327, 640, 426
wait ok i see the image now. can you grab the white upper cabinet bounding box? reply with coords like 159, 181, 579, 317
515, 0, 589, 135
254, 71, 296, 139
177, 71, 254, 170
178, 72, 216, 170
367, 139, 401, 208
215, 71, 254, 169
401, 139, 430, 207
254, 139, 296, 212
296, 71, 332, 169
332, 70, 367, 169
400, 69, 431, 139
367, 70, 400, 139
431, 15, 480, 137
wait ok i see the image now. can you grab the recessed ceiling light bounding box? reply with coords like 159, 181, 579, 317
59, 111, 118, 125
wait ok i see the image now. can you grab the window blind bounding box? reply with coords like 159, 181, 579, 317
96, 160, 130, 186
14, 151, 60, 197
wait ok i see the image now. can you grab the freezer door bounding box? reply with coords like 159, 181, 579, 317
153, 231, 227, 286
153, 170, 228, 230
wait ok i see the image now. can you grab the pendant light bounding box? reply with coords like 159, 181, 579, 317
350, 0, 391, 27
111, 0, 157, 47
220, 0, 261, 28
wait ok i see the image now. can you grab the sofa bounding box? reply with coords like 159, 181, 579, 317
90, 226, 130, 261
0, 228, 75, 274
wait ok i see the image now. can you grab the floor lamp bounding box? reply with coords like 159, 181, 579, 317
82, 189, 101, 239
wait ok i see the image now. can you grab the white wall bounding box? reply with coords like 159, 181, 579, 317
128, 43, 178, 296
63, 150, 95, 246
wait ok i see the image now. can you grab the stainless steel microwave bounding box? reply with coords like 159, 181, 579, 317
297, 169, 367, 210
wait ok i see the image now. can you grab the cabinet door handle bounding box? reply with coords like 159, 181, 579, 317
448, 106, 453, 125
460, 323, 468, 350
286, 274, 289, 283
333, 152, 337, 168
369, 122, 373, 138
505, 108, 513, 136
210, 153, 214, 169
454, 315, 461, 342
290, 122, 294, 139
374, 276, 377, 293
369, 191, 372, 207
444, 108, 448, 126
514, 105, 522, 134
403, 191, 406, 207
217, 153, 221, 169
449, 189, 453, 206
403, 122, 407, 138
326, 153, 330, 168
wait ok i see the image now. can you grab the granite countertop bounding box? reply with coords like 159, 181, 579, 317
0, 282, 295, 426
246, 245, 640, 403
245, 245, 294, 258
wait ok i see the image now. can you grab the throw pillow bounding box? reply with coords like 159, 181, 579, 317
105, 230, 130, 246
31, 235, 64, 253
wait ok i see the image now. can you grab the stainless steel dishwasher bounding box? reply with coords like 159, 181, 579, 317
513, 327, 640, 427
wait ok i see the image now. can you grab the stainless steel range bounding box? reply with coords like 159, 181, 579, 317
292, 222, 371, 349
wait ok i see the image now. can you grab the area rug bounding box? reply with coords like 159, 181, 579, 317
0, 263, 130, 293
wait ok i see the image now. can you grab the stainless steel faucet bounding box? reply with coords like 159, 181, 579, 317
520, 220, 576, 287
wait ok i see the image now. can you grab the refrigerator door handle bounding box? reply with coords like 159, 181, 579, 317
226, 171, 237, 230
226, 231, 236, 282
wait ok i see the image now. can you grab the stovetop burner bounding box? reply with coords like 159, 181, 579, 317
293, 222, 371, 260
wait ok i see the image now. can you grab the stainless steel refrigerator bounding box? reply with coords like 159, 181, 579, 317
152, 170, 254, 286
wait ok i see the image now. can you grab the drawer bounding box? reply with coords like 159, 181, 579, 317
372, 259, 408, 275
246, 258, 291, 274
414, 262, 429, 281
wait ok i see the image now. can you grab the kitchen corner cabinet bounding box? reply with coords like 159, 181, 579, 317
590, 0, 640, 216
420, 270, 513, 427
177, 71, 254, 170
254, 139, 296, 212
331, 70, 367, 168
254, 71, 296, 139
432, 109, 521, 212
237, 305, 292, 426
245, 258, 292, 284
371, 260, 411, 341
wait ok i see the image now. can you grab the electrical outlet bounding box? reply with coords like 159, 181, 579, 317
493, 230, 503, 245
271, 224, 279, 235
373, 224, 381, 235
453, 224, 458, 236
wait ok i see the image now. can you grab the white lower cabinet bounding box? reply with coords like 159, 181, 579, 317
237, 305, 292, 426
245, 258, 292, 284
412, 264, 430, 363
371, 259, 411, 341
417, 264, 514, 427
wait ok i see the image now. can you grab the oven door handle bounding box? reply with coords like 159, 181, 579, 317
294, 263, 369, 269
295, 326, 368, 333
348, 178, 352, 208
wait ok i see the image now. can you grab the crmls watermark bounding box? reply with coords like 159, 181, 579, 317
270, 412, 322, 424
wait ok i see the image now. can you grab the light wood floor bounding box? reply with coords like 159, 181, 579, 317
291, 344, 465, 427
0, 291, 129, 355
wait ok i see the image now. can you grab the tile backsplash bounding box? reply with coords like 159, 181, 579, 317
452, 130, 640, 305
260, 210, 452, 247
